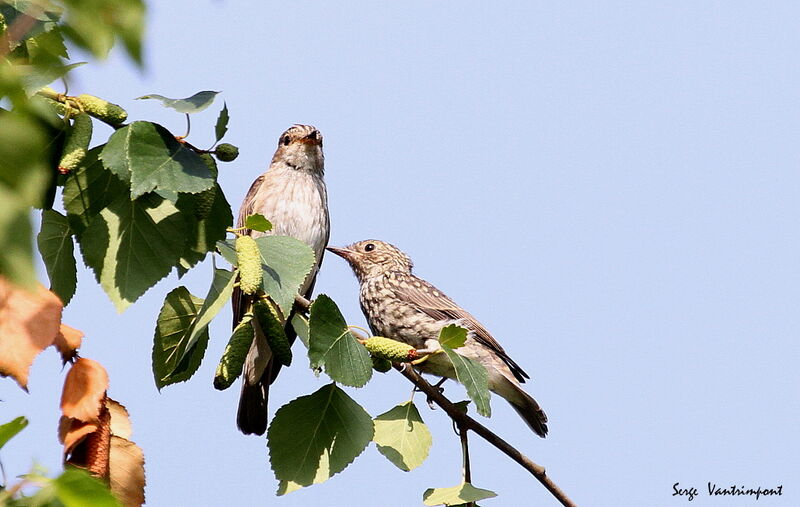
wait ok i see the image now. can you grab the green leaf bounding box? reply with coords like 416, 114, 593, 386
53, 467, 121, 507
256, 236, 315, 315
26, 25, 69, 59
37, 210, 77, 305
0, 187, 36, 287
136, 91, 220, 114
244, 213, 272, 232
373, 401, 432, 472
308, 295, 372, 387
0, 416, 28, 450
0, 111, 51, 286
62, 147, 128, 236
175, 184, 233, 276
78, 193, 187, 311
175, 268, 236, 366
58, 0, 144, 65
276, 480, 303, 496
100, 121, 214, 198
441, 347, 491, 418
0, 111, 50, 206
152, 286, 208, 389
214, 102, 229, 142
439, 324, 468, 348
268, 383, 374, 489
423, 482, 497, 506
291, 313, 310, 348
217, 236, 315, 315
22, 62, 86, 95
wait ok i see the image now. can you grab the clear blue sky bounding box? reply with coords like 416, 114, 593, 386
4, 1, 799, 505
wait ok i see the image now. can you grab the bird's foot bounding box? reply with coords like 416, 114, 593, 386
425, 378, 447, 410
411, 348, 443, 365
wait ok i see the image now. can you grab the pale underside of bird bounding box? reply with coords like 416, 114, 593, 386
327, 239, 548, 438
232, 124, 330, 435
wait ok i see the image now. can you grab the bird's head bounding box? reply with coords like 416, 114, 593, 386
272, 124, 324, 174
327, 240, 413, 280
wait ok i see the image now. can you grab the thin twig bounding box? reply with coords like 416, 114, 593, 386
183, 113, 191, 138
295, 294, 311, 311
397, 366, 577, 507
458, 420, 471, 483
458, 420, 475, 507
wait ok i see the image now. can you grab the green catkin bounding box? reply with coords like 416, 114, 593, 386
214, 143, 239, 162
236, 235, 262, 295
57, 113, 93, 174
76, 94, 128, 125
253, 299, 292, 366
214, 318, 255, 390
364, 337, 418, 362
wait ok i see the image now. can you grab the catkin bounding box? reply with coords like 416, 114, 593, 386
76, 94, 128, 125
253, 299, 292, 366
236, 235, 262, 295
214, 318, 255, 390
58, 113, 93, 174
364, 336, 418, 362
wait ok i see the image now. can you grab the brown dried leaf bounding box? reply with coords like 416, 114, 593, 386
64, 401, 111, 478
53, 323, 83, 364
0, 278, 63, 390
59, 415, 99, 453
107, 398, 132, 439
110, 435, 146, 507
61, 358, 109, 423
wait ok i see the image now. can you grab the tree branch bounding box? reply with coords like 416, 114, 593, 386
293, 293, 576, 506
398, 365, 577, 507
295, 293, 311, 311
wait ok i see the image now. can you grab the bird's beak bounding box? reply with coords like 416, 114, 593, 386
326, 246, 353, 260
297, 132, 321, 146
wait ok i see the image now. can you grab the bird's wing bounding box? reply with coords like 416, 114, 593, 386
236, 173, 266, 233
392, 272, 530, 381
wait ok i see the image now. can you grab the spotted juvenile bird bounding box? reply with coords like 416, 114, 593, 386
327, 240, 548, 437
232, 124, 329, 435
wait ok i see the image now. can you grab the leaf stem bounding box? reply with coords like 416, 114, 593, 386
458, 420, 471, 484
183, 113, 191, 138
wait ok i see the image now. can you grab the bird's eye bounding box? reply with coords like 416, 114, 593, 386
364, 243, 375, 252
282, 135, 291, 146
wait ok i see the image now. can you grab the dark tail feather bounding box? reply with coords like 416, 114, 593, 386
236, 366, 270, 435
235, 316, 298, 436
509, 389, 549, 438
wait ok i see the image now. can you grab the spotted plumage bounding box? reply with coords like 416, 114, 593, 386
327, 240, 548, 437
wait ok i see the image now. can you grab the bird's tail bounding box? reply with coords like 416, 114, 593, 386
496, 376, 548, 438
235, 307, 299, 436
237, 368, 269, 435
236, 323, 272, 435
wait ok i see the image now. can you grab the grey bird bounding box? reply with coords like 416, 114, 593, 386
327, 240, 548, 437
232, 124, 329, 435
